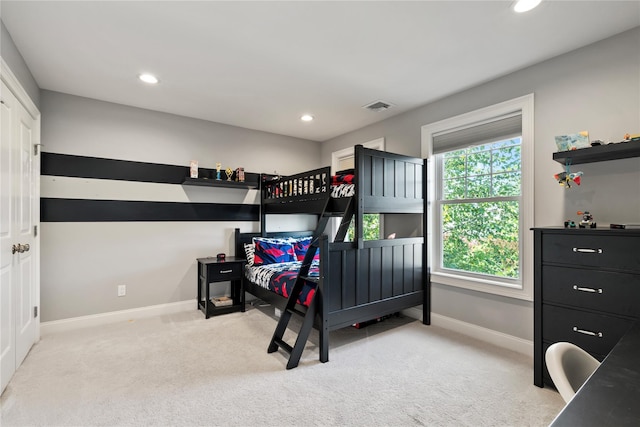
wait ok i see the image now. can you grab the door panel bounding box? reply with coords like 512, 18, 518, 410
15, 91, 36, 369
0, 81, 17, 393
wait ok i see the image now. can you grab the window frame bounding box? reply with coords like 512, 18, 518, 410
421, 95, 534, 301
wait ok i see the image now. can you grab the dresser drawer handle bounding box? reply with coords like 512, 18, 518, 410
219, 269, 233, 274
573, 326, 603, 338
572, 247, 603, 254
573, 285, 603, 294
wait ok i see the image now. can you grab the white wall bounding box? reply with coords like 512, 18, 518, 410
321, 27, 640, 341
0, 20, 40, 108
40, 91, 320, 321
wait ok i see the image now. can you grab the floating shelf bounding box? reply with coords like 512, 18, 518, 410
182, 177, 259, 189
553, 141, 640, 165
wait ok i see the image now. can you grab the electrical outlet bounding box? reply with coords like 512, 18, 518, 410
274, 307, 281, 318
118, 285, 126, 297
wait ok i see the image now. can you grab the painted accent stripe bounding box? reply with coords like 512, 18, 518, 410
41, 198, 259, 222
41, 152, 259, 185
41, 176, 259, 204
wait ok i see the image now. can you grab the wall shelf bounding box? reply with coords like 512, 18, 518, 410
553, 141, 640, 165
182, 173, 260, 189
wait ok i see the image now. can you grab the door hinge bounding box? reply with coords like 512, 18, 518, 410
34, 225, 38, 237
34, 306, 38, 318
34, 143, 43, 156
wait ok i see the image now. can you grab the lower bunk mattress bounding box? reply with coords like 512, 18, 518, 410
245, 261, 319, 307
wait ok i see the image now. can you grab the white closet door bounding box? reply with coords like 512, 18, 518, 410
0, 79, 37, 394
14, 86, 36, 366
1, 80, 18, 394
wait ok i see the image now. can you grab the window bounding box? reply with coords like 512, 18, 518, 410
439, 137, 521, 280
422, 95, 534, 300
346, 213, 380, 241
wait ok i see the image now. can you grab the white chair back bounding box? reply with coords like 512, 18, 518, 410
545, 342, 601, 403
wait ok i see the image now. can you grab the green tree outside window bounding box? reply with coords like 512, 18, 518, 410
440, 138, 521, 279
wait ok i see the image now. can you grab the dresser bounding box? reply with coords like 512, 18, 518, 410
533, 227, 640, 387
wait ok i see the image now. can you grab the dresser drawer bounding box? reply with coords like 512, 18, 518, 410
542, 266, 640, 317
542, 234, 640, 271
542, 305, 634, 356
206, 262, 243, 281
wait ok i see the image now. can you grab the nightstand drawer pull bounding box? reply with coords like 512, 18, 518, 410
219, 269, 233, 274
573, 326, 603, 338
572, 247, 603, 254
573, 285, 603, 294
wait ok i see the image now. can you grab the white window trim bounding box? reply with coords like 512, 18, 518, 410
330, 138, 385, 240
330, 137, 385, 174
421, 94, 534, 301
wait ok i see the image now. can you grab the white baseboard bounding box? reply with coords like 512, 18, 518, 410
402, 307, 533, 357
40, 300, 196, 335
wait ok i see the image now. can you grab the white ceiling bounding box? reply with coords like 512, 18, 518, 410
2, 1, 639, 142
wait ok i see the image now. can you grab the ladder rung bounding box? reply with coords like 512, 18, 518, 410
301, 276, 319, 283
286, 307, 307, 318
273, 338, 293, 355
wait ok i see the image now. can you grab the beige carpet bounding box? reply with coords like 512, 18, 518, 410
1, 304, 563, 426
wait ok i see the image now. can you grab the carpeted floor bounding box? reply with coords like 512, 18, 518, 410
1, 304, 564, 426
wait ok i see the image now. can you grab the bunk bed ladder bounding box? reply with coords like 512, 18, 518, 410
267, 199, 354, 369
333, 198, 354, 243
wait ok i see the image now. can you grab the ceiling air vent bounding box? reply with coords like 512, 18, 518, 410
363, 100, 395, 112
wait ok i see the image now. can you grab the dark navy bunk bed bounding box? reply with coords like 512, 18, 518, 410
235, 145, 429, 368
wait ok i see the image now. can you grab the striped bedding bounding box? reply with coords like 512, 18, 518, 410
245, 261, 319, 307
331, 173, 354, 198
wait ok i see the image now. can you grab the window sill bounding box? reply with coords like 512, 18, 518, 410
431, 271, 533, 301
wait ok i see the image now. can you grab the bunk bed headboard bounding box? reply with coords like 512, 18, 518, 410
234, 228, 314, 259
355, 144, 425, 214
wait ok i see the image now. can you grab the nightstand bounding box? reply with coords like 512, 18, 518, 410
197, 256, 246, 318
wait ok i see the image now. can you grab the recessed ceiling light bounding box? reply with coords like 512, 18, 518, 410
139, 73, 159, 84
513, 0, 541, 13
300, 114, 314, 122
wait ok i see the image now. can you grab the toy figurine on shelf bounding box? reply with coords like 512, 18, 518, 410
225, 167, 233, 181
236, 167, 245, 182
554, 170, 583, 188
554, 159, 583, 189
216, 163, 222, 180
564, 220, 577, 228
577, 211, 596, 228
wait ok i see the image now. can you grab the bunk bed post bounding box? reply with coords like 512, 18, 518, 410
259, 174, 267, 237
422, 157, 431, 325
354, 144, 364, 250
318, 234, 329, 363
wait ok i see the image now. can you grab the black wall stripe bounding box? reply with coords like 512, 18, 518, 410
41, 198, 259, 222
41, 152, 260, 185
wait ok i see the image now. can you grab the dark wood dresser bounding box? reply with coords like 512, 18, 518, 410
532, 227, 640, 387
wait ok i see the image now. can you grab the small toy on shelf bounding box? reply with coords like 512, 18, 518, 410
236, 167, 245, 182
190, 160, 198, 178
216, 163, 222, 180
554, 170, 583, 188
577, 211, 596, 228
564, 220, 576, 228
623, 133, 640, 142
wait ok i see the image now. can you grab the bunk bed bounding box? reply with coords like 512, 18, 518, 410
235, 145, 429, 368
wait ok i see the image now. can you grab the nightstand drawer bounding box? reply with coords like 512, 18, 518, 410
542, 266, 640, 317
207, 263, 242, 281
542, 305, 633, 356
542, 234, 640, 271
